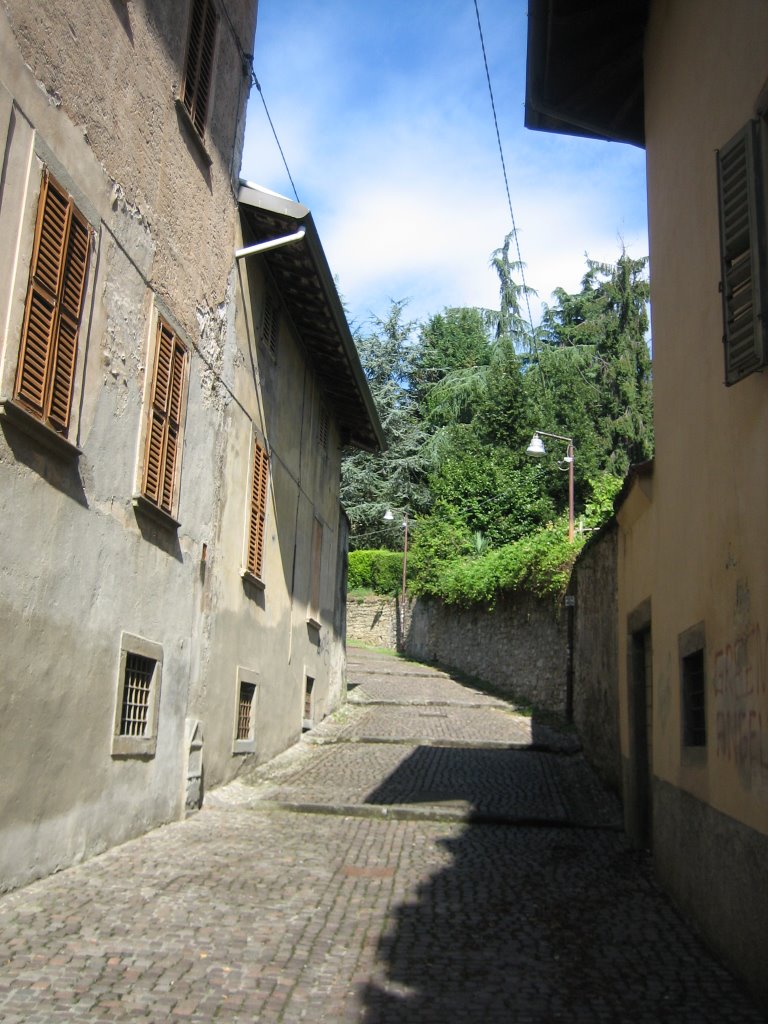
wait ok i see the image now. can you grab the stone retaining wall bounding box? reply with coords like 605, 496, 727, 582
569, 524, 621, 793
403, 592, 567, 713
346, 595, 398, 649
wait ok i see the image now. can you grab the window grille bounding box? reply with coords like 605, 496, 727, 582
237, 682, 256, 741
119, 653, 155, 737
304, 676, 315, 725
682, 649, 706, 747
15, 172, 91, 435
181, 0, 218, 136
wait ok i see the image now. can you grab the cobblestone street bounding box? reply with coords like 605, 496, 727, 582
0, 648, 765, 1022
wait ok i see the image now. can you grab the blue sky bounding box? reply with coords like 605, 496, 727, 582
241, 0, 648, 331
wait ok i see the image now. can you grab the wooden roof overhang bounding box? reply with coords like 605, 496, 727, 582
525, 0, 649, 147
238, 182, 384, 453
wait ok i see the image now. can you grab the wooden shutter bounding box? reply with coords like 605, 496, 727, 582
15, 173, 91, 434
143, 319, 187, 516
247, 439, 269, 577
717, 120, 768, 385
310, 517, 323, 619
182, 0, 218, 136
262, 292, 279, 357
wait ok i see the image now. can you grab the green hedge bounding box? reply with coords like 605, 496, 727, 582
348, 549, 404, 594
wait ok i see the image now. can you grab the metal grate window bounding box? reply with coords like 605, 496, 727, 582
119, 653, 155, 737
237, 682, 256, 741
304, 676, 314, 723
682, 649, 706, 747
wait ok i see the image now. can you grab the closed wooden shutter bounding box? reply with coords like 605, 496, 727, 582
247, 439, 269, 577
182, 0, 218, 136
15, 173, 91, 434
143, 319, 187, 516
717, 120, 768, 385
310, 517, 323, 619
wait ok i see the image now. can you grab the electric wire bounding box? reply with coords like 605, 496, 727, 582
251, 74, 301, 204
473, 0, 535, 336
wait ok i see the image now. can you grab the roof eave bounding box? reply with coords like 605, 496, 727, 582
237, 181, 385, 453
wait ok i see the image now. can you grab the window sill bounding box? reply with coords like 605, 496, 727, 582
0, 398, 82, 459
174, 97, 213, 167
306, 616, 322, 631
112, 735, 157, 758
241, 569, 266, 591
132, 494, 181, 530
233, 739, 256, 755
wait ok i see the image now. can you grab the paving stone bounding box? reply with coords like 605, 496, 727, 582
0, 648, 764, 1022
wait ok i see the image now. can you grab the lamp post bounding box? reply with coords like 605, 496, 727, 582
526, 430, 575, 542
383, 508, 409, 641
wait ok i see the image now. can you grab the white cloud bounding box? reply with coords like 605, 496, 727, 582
241, 0, 649, 330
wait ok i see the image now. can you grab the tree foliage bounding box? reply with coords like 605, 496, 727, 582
341, 239, 653, 602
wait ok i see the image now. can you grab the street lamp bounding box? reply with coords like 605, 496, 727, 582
527, 430, 575, 542
383, 508, 409, 640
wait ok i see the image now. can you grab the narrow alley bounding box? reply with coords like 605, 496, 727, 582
0, 649, 764, 1023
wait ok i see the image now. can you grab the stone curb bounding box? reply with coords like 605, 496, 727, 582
307, 734, 582, 755
231, 798, 624, 831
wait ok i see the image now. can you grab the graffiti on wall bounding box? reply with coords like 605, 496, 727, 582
713, 622, 768, 784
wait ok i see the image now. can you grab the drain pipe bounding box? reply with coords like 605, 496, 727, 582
235, 226, 306, 260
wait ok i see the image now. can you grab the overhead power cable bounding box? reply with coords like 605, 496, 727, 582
251, 74, 301, 204
473, 0, 535, 335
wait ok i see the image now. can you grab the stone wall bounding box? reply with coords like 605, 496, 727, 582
569, 524, 621, 793
346, 595, 399, 650
404, 592, 568, 713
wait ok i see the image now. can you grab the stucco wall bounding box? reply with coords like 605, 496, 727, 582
404, 592, 568, 713
0, 1, 352, 892
570, 524, 621, 793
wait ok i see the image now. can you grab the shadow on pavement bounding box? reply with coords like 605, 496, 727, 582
358, 817, 763, 1024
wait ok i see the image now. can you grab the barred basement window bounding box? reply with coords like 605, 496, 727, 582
141, 317, 189, 521
14, 171, 91, 436
682, 649, 706, 747
120, 653, 155, 737
181, 0, 218, 137
112, 633, 163, 757
237, 682, 256, 740
679, 622, 706, 756
234, 667, 258, 753
303, 675, 315, 731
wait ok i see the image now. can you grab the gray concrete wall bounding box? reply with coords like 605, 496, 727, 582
570, 525, 621, 793
404, 592, 568, 713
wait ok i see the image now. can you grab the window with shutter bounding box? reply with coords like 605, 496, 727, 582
142, 318, 188, 518
181, 0, 218, 137
309, 516, 323, 625
246, 437, 269, 579
717, 120, 768, 385
14, 172, 91, 436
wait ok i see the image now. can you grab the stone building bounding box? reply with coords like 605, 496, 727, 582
527, 0, 768, 1007
0, 0, 381, 891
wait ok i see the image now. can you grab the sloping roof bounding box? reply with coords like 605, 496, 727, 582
238, 182, 384, 453
525, 0, 649, 147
